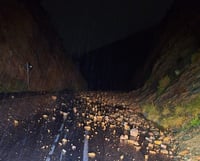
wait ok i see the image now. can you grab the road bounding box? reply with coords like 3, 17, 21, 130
0, 92, 173, 161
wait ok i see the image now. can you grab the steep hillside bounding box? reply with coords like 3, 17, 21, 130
137, 1, 200, 159
142, 0, 200, 127
0, 0, 86, 92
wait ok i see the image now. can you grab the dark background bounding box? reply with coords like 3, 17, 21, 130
40, 0, 175, 91
41, 0, 174, 56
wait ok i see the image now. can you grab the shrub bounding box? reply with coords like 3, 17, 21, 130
189, 116, 200, 127
142, 104, 160, 123
142, 95, 200, 129
157, 75, 170, 95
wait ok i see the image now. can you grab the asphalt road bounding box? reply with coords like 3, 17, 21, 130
0, 92, 172, 161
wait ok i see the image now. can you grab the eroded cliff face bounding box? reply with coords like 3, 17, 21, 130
0, 0, 86, 92
128, 3, 200, 158
144, 0, 200, 90
139, 0, 200, 129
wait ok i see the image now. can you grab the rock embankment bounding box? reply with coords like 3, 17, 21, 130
74, 91, 177, 160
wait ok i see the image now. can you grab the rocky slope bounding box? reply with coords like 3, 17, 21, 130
0, 0, 86, 92
139, 0, 200, 128
135, 0, 200, 160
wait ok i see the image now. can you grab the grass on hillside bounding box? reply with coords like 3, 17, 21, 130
157, 75, 171, 95
142, 94, 200, 129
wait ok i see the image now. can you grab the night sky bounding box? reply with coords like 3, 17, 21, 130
41, 0, 174, 57
40, 0, 175, 90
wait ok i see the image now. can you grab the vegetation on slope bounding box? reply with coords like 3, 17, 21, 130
140, 0, 200, 131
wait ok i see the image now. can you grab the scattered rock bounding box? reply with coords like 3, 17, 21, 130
42, 114, 48, 119
154, 140, 162, 145
84, 126, 91, 131
120, 135, 128, 141
13, 120, 19, 127
160, 149, 169, 155
130, 128, 139, 137
148, 143, 154, 149
88, 152, 96, 158
51, 96, 57, 100
127, 140, 140, 146
160, 144, 167, 149
179, 149, 190, 156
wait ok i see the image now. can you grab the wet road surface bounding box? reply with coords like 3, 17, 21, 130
0, 92, 174, 161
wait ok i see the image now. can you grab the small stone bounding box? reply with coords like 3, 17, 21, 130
51, 96, 57, 100
158, 134, 165, 139
88, 152, 96, 158
160, 149, 168, 155
101, 122, 105, 127
120, 135, 128, 141
62, 149, 67, 154
160, 131, 164, 136
97, 116, 103, 122
73, 107, 77, 113
42, 114, 48, 119
163, 137, 171, 144
130, 128, 139, 137
86, 135, 90, 140
84, 126, 91, 131
72, 145, 76, 150
62, 138, 68, 145
121, 134, 129, 140
135, 146, 141, 151
169, 151, 173, 155
153, 130, 160, 136
124, 124, 130, 131
93, 116, 97, 122
148, 143, 154, 149
149, 136, 155, 140
13, 120, 19, 127
120, 154, 124, 160
145, 137, 153, 143
116, 117, 123, 122
160, 144, 167, 149
144, 155, 149, 161
179, 150, 190, 156
105, 137, 110, 141
154, 140, 162, 145
149, 150, 156, 155
110, 124, 116, 128
148, 132, 154, 136
61, 102, 66, 106
41, 145, 48, 149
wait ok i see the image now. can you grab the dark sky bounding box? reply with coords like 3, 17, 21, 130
41, 0, 174, 56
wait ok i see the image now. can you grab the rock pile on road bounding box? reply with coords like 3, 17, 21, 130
69, 91, 177, 160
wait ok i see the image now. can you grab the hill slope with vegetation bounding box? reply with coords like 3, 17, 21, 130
136, 0, 200, 159
0, 0, 86, 92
